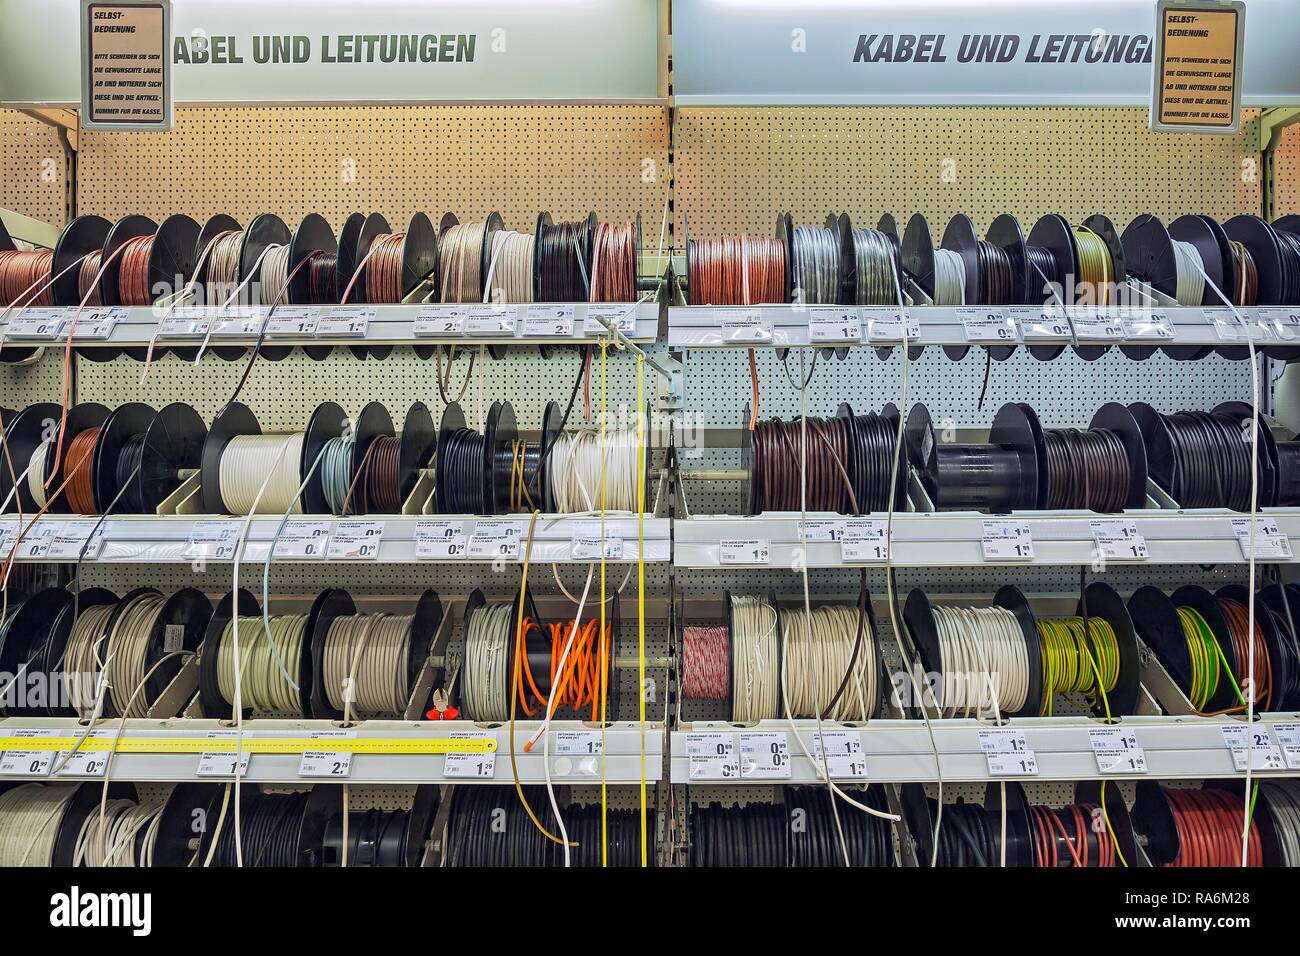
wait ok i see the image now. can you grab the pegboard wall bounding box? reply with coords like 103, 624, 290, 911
1278, 122, 1300, 217
0, 111, 67, 228
674, 107, 1262, 236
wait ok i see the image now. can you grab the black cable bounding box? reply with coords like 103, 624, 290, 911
115, 433, 147, 513
442, 428, 487, 514
1158, 408, 1256, 510
209, 791, 309, 867
977, 241, 1014, 306
1025, 245, 1059, 302
1042, 426, 1130, 512
1276, 229, 1300, 305
539, 221, 592, 302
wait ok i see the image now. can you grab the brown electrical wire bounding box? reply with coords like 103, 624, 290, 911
1042, 427, 1130, 512
362, 435, 403, 514
750, 416, 857, 514
0, 250, 54, 307
365, 233, 407, 303
305, 250, 338, 304
689, 234, 786, 305
1231, 240, 1258, 307
65, 427, 101, 515
1216, 596, 1272, 712
117, 235, 156, 306
78, 251, 104, 306
589, 221, 637, 302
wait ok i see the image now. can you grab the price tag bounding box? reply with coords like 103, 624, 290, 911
796, 519, 842, 542
979, 729, 1039, 776
1271, 722, 1300, 769
317, 307, 374, 337
585, 304, 638, 335
1089, 519, 1149, 561
720, 538, 770, 565
415, 520, 467, 559
1014, 306, 1072, 341
685, 732, 739, 780
3, 309, 64, 339
522, 305, 575, 337
443, 732, 496, 778
184, 520, 243, 561
197, 751, 252, 777
210, 309, 264, 337
808, 306, 863, 344
1088, 727, 1148, 774
958, 307, 1019, 344
63, 307, 124, 340
718, 308, 772, 344
1221, 725, 1285, 771
1261, 307, 1300, 341
272, 520, 331, 559
1070, 307, 1124, 341
981, 520, 1035, 561
863, 307, 920, 343
158, 308, 211, 337
54, 732, 112, 777
840, 520, 889, 563
413, 305, 467, 336
264, 307, 319, 337
1120, 309, 1176, 340
46, 520, 105, 559
467, 520, 521, 559
553, 730, 603, 756
298, 751, 352, 778
327, 520, 384, 560
464, 305, 517, 336
0, 520, 15, 559
1207, 307, 1269, 342
12, 520, 60, 560
571, 522, 624, 560
812, 731, 867, 778
1231, 518, 1293, 559
0, 729, 59, 777
740, 732, 791, 780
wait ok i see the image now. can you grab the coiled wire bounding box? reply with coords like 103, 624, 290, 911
1172, 240, 1207, 306
791, 225, 839, 305
440, 219, 488, 303
688, 234, 786, 305
462, 602, 514, 721
319, 435, 357, 516
485, 227, 536, 303
547, 427, 642, 513
1036, 615, 1119, 716
778, 603, 877, 721
63, 602, 118, 718
977, 241, 1014, 305
103, 590, 167, 718
1157, 408, 1256, 510
729, 594, 780, 722
73, 798, 165, 867
0, 783, 80, 867
932, 248, 967, 305
1072, 226, 1115, 305
321, 612, 413, 718
1042, 427, 1130, 512
849, 227, 899, 305
1230, 241, 1258, 307
216, 613, 307, 714
930, 603, 1029, 718
218, 432, 304, 515
539, 220, 592, 301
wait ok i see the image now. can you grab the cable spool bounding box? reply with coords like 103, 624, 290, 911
308, 588, 442, 721
459, 588, 619, 723
436, 401, 512, 515
830, 213, 903, 306
71, 790, 168, 867
901, 214, 967, 306
1038, 582, 1141, 719
900, 782, 1033, 868
200, 401, 346, 516
444, 785, 649, 867
1025, 783, 1134, 867
1133, 782, 1261, 867
0, 587, 73, 717
535, 211, 600, 302
198, 588, 318, 718
589, 217, 638, 303
686, 231, 787, 305
746, 412, 860, 514
200, 786, 334, 868
0, 782, 82, 866
284, 212, 339, 358
439, 213, 496, 303
904, 402, 1040, 513
1039, 408, 1144, 514
1258, 582, 1300, 710
354, 402, 433, 515
0, 248, 54, 307
1129, 401, 1264, 510
322, 786, 439, 867
1272, 216, 1300, 305
19, 401, 110, 515
689, 786, 895, 867
902, 587, 1042, 720
786, 216, 841, 306
1256, 779, 1300, 866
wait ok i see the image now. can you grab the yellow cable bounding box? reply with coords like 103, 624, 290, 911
1073, 226, 1114, 306
599, 337, 609, 867
636, 350, 648, 867
1100, 780, 1129, 868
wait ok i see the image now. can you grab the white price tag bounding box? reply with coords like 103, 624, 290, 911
1272, 722, 1300, 769
981, 520, 1035, 561
1120, 309, 1175, 340
585, 304, 638, 335
812, 731, 867, 778
1207, 308, 1269, 342
571, 521, 623, 560
327, 520, 384, 560
1089, 519, 1149, 561
0, 520, 15, 559
979, 729, 1031, 753
1221, 725, 1285, 771
958, 307, 1019, 344
264, 307, 319, 337
840, 519, 889, 563
1070, 307, 1124, 341
553, 730, 603, 756
158, 309, 210, 337
1231, 518, 1292, 559
272, 520, 331, 559
1089, 727, 1148, 774
522, 305, 575, 337
4, 309, 64, 339
55, 733, 111, 777
0, 730, 59, 777
720, 538, 770, 565
12, 520, 58, 560
443, 732, 496, 779
467, 520, 521, 559
1014, 306, 1072, 341
796, 519, 842, 542
414, 520, 467, 559
46, 520, 105, 559
210, 309, 264, 337
1261, 307, 1300, 341
184, 520, 243, 561
808, 307, 863, 343
979, 729, 1038, 776
863, 307, 920, 343
685, 732, 739, 780
298, 751, 352, 778
63, 307, 124, 340
317, 307, 373, 337
464, 305, 516, 336
413, 306, 467, 336
718, 308, 773, 344
740, 732, 791, 779
197, 751, 252, 777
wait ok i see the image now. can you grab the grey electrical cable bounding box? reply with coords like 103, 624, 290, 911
463, 601, 514, 721
932, 248, 967, 306
64, 602, 117, 719
0, 783, 79, 867
791, 225, 840, 305
322, 612, 413, 718
217, 614, 308, 714
319, 435, 356, 516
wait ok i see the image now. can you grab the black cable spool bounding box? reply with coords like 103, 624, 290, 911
1213, 399, 1279, 506
51, 214, 110, 308
1268, 216, 1300, 360
902, 585, 1043, 720
776, 211, 796, 304
46, 402, 110, 514
0, 586, 72, 717
397, 402, 436, 510
978, 214, 1028, 362
237, 212, 293, 361
140, 587, 212, 712
525, 588, 618, 721
350, 400, 394, 516
434, 402, 470, 514
1, 401, 59, 512
149, 783, 223, 867
322, 786, 439, 867
134, 401, 207, 515
1129, 401, 1262, 510
1129, 780, 1183, 866
197, 588, 257, 717
1122, 214, 1209, 361
1258, 581, 1300, 710
484, 400, 517, 515
50, 782, 139, 866
904, 402, 1040, 513
1023, 214, 1077, 361
41, 588, 116, 717
287, 212, 338, 360
986, 781, 1034, 867
937, 214, 983, 362
535, 210, 597, 302
1127, 585, 1238, 714
834, 401, 907, 513
91, 401, 154, 513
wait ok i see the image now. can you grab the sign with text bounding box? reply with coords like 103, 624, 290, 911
80, 0, 172, 131
1151, 0, 1243, 133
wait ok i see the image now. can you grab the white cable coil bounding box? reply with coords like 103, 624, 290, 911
930, 604, 1028, 718
27, 439, 51, 509
73, 798, 165, 867
548, 427, 642, 513
322, 612, 413, 718
440, 220, 488, 303
779, 603, 877, 722
1172, 239, 1207, 306
217, 614, 307, 714
218, 432, 304, 515
257, 243, 290, 306
462, 601, 513, 721
64, 602, 118, 719
932, 249, 967, 306
729, 594, 780, 723
0, 783, 79, 867
103, 591, 167, 718
485, 228, 536, 304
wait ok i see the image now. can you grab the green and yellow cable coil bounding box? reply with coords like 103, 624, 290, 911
1037, 616, 1119, 716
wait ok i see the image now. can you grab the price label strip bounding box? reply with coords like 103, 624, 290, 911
272, 519, 331, 559
1272, 722, 1300, 769
685, 732, 739, 780
1231, 518, 1293, 560
1088, 727, 1148, 774
1221, 725, 1285, 771
812, 731, 867, 779
522, 305, 575, 337
979, 729, 1039, 776
739, 732, 791, 780
981, 520, 1035, 561
414, 520, 468, 559
264, 307, 320, 337
1089, 519, 1149, 561
571, 521, 624, 560
327, 520, 384, 560
1070, 307, 1124, 341
720, 538, 770, 565
0, 735, 496, 755
467, 520, 521, 559
1013, 306, 1072, 341
958, 307, 1020, 344
1120, 309, 1175, 340
0, 729, 60, 777
808, 307, 863, 344
586, 304, 639, 335
317, 307, 374, 337
196, 733, 254, 778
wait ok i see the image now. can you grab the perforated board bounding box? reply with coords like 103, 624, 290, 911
0, 111, 67, 228
1278, 122, 1300, 216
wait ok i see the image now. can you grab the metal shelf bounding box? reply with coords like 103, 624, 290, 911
1, 302, 659, 348
672, 510, 1300, 568
667, 304, 1295, 350
0, 514, 671, 564
670, 714, 1300, 784
0, 717, 663, 786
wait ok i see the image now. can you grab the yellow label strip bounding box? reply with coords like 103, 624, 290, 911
0, 736, 496, 755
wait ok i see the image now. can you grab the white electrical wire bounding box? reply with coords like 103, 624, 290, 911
0, 783, 79, 866
462, 601, 514, 721
217, 614, 308, 714
548, 427, 642, 513
73, 797, 165, 867
930, 604, 1028, 718
321, 612, 413, 718
484, 228, 536, 304
1172, 240, 1207, 306
729, 593, 780, 723
103, 591, 167, 718
26, 439, 51, 509
932, 248, 967, 306
218, 433, 305, 515
778, 603, 876, 722
63, 602, 117, 719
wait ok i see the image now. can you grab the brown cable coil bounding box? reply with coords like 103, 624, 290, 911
1231, 240, 1258, 307
589, 221, 637, 302
364, 233, 407, 304
117, 234, 157, 306
0, 250, 54, 307
689, 234, 786, 306
77, 250, 104, 306
362, 435, 403, 513
750, 416, 856, 513
65, 427, 101, 515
